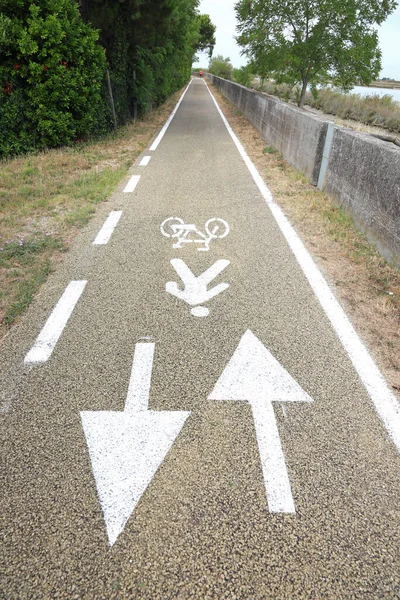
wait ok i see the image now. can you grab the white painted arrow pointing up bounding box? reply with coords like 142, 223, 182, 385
208, 330, 313, 514
81, 343, 190, 547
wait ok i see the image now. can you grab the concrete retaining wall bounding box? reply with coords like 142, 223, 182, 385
207, 73, 328, 185
325, 129, 400, 263
206, 73, 400, 266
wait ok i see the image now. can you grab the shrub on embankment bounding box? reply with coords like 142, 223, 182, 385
0, 0, 108, 157
81, 0, 202, 125
1, 0, 210, 159
259, 81, 400, 133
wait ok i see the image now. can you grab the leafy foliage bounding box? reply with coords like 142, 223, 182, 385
0, 0, 216, 157
233, 64, 254, 87
209, 55, 233, 80
235, 0, 398, 107
196, 14, 216, 59
0, 0, 107, 156
82, 0, 207, 120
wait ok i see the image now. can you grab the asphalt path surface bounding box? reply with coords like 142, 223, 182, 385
1, 78, 399, 599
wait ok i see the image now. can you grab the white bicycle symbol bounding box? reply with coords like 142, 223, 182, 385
160, 217, 230, 252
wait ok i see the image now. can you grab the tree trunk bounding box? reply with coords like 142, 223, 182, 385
298, 78, 308, 108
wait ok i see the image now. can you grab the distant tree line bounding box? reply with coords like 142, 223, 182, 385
208, 56, 253, 88
0, 0, 215, 157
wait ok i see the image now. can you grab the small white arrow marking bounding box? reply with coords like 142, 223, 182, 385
81, 343, 190, 547
208, 330, 313, 513
166, 259, 230, 312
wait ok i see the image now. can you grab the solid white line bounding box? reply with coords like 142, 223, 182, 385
93, 211, 122, 245
123, 175, 141, 193
204, 80, 400, 454
24, 281, 87, 364
139, 156, 152, 166
149, 79, 193, 151
125, 343, 155, 414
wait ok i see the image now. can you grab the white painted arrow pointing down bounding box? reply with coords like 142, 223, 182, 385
208, 330, 313, 514
81, 343, 190, 547
166, 259, 230, 306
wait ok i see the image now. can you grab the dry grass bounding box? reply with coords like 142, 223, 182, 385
0, 87, 185, 339
258, 80, 400, 135
309, 88, 400, 133
210, 84, 400, 395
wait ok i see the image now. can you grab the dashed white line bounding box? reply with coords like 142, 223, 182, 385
204, 79, 400, 454
93, 211, 122, 245
24, 281, 87, 364
123, 175, 141, 193
149, 79, 193, 151
139, 156, 152, 166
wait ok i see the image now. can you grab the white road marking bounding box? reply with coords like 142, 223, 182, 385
149, 79, 193, 151
123, 175, 141, 193
209, 330, 313, 513
125, 342, 155, 413
166, 259, 230, 313
191, 306, 210, 317
160, 217, 230, 252
139, 156, 152, 166
93, 211, 122, 245
24, 281, 87, 364
204, 80, 400, 454
81, 343, 190, 547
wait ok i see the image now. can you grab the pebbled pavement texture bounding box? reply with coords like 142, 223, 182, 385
1, 78, 399, 599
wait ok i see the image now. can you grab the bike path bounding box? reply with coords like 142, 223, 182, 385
1, 77, 399, 599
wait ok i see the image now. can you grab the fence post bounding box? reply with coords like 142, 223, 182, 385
317, 122, 336, 191
106, 69, 117, 131
133, 70, 137, 123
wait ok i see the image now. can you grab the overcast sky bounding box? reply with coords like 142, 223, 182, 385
193, 0, 400, 80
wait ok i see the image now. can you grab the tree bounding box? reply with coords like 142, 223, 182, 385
235, 0, 398, 108
0, 0, 215, 157
196, 13, 216, 58
233, 64, 254, 87
81, 0, 204, 119
209, 55, 233, 80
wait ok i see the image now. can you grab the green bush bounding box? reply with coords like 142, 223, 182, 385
0, 0, 215, 157
209, 55, 233, 80
80, 0, 201, 125
0, 0, 107, 157
232, 65, 253, 88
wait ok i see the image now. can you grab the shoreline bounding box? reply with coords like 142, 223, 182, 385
363, 82, 400, 89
